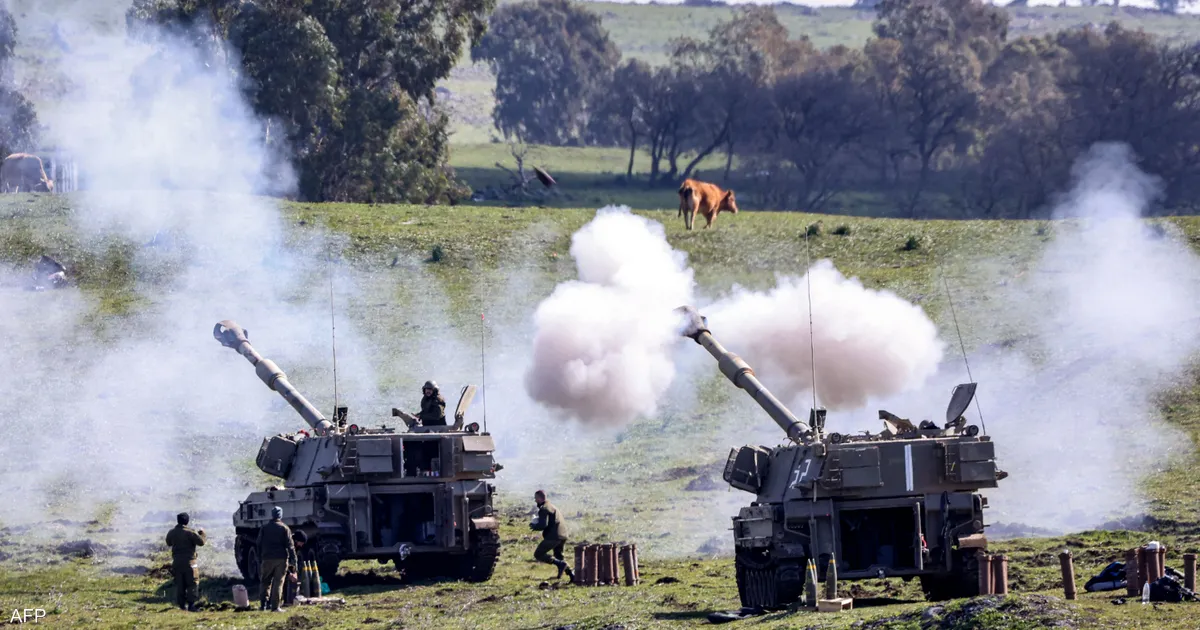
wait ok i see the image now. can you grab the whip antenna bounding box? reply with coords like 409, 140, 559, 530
940, 271, 986, 436
329, 256, 339, 415
803, 228, 818, 416
481, 312, 488, 433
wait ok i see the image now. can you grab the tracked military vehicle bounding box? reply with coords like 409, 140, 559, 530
213, 320, 501, 584
675, 306, 1007, 606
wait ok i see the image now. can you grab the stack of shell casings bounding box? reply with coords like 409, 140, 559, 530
573, 542, 639, 586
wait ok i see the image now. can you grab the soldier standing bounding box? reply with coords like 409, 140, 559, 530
416, 381, 446, 426
284, 530, 316, 605
257, 506, 296, 612
165, 512, 206, 611
530, 490, 574, 582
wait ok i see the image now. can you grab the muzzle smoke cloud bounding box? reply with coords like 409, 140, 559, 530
704, 261, 946, 410
525, 207, 945, 425
524, 206, 695, 425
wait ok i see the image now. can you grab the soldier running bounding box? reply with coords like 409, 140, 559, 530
530, 490, 574, 582
165, 512, 206, 611
416, 380, 446, 426
257, 506, 296, 612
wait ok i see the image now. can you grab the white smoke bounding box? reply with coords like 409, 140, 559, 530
525, 206, 944, 425
842, 143, 1197, 532
704, 261, 946, 409
0, 16, 375, 561
524, 206, 695, 426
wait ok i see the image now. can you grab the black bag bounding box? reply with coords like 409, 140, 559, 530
1149, 576, 1184, 603
1084, 561, 1127, 593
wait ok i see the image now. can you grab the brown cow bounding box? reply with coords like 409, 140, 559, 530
677, 178, 737, 230
1, 153, 54, 193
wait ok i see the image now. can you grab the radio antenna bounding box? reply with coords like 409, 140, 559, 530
480, 312, 488, 433
940, 270, 986, 436
803, 228, 819, 426
329, 256, 340, 415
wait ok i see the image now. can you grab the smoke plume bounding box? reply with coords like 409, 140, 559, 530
524, 206, 695, 425
0, 15, 374, 560
842, 143, 1197, 532
704, 261, 946, 410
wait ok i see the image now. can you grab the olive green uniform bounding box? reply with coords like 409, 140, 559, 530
165, 524, 206, 609
419, 393, 446, 426
531, 501, 569, 569
257, 519, 297, 610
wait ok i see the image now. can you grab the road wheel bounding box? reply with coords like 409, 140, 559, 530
734, 548, 803, 610
920, 548, 981, 601
458, 528, 501, 582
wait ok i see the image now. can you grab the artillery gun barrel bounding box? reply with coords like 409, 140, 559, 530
213, 320, 335, 436
675, 306, 811, 441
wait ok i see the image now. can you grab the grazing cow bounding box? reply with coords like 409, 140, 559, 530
1, 153, 54, 193
677, 178, 738, 230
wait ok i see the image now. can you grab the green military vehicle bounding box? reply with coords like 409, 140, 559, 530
675, 306, 1007, 606
213, 320, 501, 584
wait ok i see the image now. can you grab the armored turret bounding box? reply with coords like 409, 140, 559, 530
674, 305, 1006, 607
214, 319, 502, 586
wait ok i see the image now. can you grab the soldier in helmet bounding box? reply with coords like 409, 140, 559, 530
530, 490, 574, 582
416, 380, 446, 426
165, 512, 206, 611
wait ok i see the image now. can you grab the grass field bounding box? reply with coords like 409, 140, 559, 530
2, 186, 1200, 627
5, 2, 1200, 628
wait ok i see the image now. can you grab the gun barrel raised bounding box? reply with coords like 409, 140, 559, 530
675, 306, 811, 441
213, 320, 335, 436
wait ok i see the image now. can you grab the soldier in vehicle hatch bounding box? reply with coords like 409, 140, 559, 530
530, 490, 574, 582
165, 512, 206, 611
416, 380, 446, 426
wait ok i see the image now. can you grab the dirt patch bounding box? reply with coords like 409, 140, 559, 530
655, 576, 680, 585
265, 614, 323, 630
57, 539, 108, 559
659, 461, 723, 482
110, 566, 149, 576
683, 474, 721, 491
860, 594, 1078, 629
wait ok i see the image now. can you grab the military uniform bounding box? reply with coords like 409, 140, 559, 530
284, 532, 316, 605
418, 389, 446, 426
257, 514, 296, 611
531, 500, 572, 579
165, 523, 206, 610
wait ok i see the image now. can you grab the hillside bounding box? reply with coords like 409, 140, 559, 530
1, 189, 1199, 627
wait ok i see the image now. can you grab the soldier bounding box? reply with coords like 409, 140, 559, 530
530, 490, 574, 582
256, 506, 296, 612
416, 380, 446, 426
284, 530, 313, 605
164, 512, 206, 611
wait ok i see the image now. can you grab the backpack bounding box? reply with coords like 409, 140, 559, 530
1084, 561, 1127, 593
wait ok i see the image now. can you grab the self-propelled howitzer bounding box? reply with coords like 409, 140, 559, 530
675, 306, 1007, 606
213, 321, 502, 585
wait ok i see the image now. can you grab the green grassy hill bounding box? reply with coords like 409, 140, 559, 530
1, 189, 1199, 628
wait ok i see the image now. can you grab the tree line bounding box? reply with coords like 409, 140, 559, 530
474, 0, 1200, 218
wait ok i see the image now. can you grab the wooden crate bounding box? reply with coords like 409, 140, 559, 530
816, 597, 853, 612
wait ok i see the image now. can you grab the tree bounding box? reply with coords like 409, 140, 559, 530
0, 5, 39, 157
762, 51, 878, 211
589, 58, 654, 178
128, 0, 494, 203
868, 0, 988, 216
668, 6, 815, 181
472, 0, 620, 145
